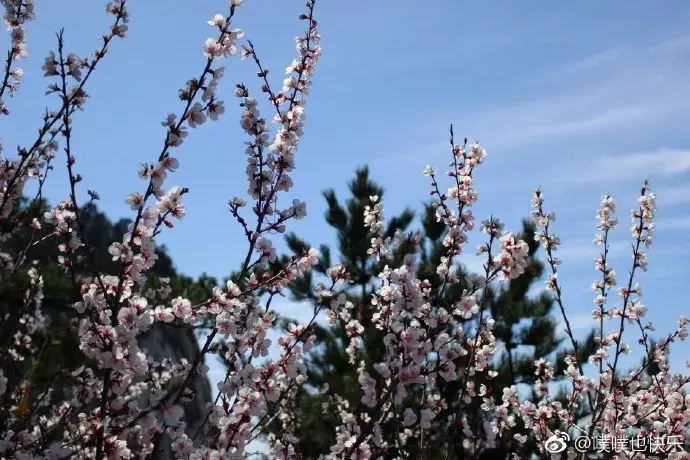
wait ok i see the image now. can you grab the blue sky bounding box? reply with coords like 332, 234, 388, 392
5, 1, 690, 382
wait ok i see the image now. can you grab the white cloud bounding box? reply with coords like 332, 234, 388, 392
567, 149, 690, 183
555, 311, 595, 334
551, 239, 628, 264
422, 35, 690, 152
476, 76, 688, 150
549, 34, 690, 80
548, 47, 625, 78
656, 217, 690, 231
375, 34, 690, 186
656, 184, 690, 206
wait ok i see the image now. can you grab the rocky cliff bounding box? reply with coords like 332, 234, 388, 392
140, 323, 212, 458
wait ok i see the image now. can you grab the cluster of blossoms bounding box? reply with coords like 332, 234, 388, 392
485, 183, 689, 459
315, 136, 539, 458
0, 0, 325, 458
0, 0, 35, 119
0, 0, 688, 459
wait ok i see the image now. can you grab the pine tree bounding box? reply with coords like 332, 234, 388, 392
265, 166, 413, 456
270, 167, 596, 458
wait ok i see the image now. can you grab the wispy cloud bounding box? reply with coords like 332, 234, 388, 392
552, 239, 628, 265
567, 149, 690, 183
656, 217, 690, 231
423, 35, 690, 152
376, 34, 690, 180
656, 184, 690, 206
548, 47, 625, 78
549, 34, 690, 79
556, 311, 595, 335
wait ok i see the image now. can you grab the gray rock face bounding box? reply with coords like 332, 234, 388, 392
139, 323, 212, 458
